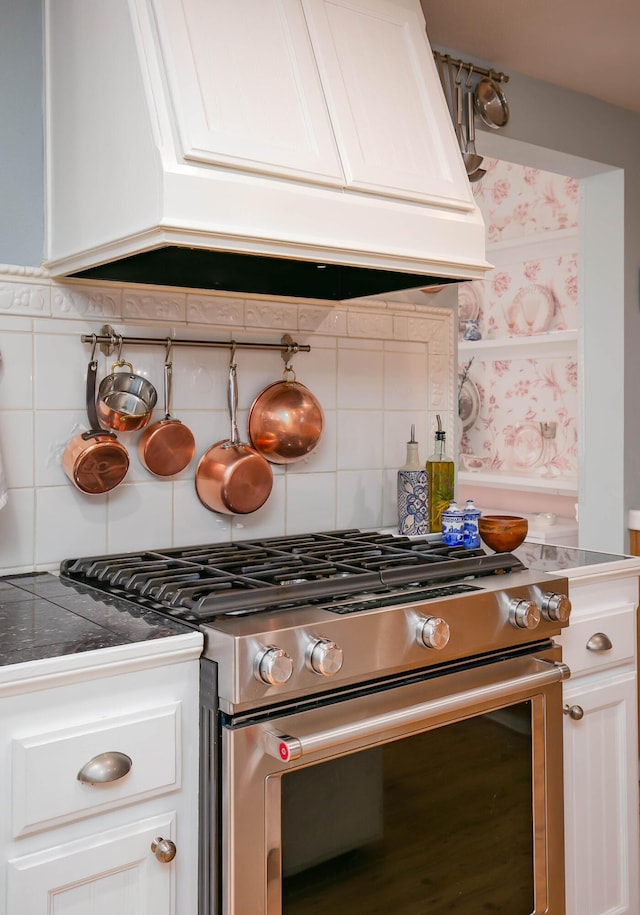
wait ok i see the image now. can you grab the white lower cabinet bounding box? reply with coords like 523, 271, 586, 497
0, 637, 201, 915
560, 575, 640, 915
8, 812, 176, 914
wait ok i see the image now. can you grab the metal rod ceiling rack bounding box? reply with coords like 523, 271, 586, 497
82, 325, 310, 361
433, 50, 509, 84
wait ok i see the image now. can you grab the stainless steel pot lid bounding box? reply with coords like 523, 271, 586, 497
474, 77, 509, 129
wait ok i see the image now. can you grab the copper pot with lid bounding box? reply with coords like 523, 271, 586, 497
63, 340, 130, 494
195, 354, 273, 515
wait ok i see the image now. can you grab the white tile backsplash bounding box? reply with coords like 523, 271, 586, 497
35, 485, 108, 565
336, 469, 384, 529
336, 411, 384, 470
0, 411, 34, 487
0, 488, 35, 571
106, 481, 174, 552
0, 269, 454, 573
286, 472, 337, 534
0, 330, 33, 409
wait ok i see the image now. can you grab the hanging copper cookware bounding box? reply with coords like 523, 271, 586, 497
195, 354, 273, 515
63, 340, 130, 494
96, 339, 157, 433
248, 363, 324, 464
138, 342, 195, 476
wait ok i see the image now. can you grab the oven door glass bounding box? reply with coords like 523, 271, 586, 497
281, 703, 533, 913
221, 652, 566, 915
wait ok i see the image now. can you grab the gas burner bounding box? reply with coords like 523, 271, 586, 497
60, 529, 524, 623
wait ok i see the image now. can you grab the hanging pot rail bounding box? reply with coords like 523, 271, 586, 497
433, 51, 509, 85
81, 325, 310, 359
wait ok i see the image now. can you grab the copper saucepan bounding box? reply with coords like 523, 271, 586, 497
63, 344, 130, 494
195, 357, 273, 515
138, 343, 195, 476
248, 365, 324, 464
97, 353, 158, 433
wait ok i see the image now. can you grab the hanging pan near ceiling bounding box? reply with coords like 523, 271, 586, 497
474, 74, 510, 129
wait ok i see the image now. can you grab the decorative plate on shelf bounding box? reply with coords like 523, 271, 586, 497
511, 421, 543, 469
458, 377, 480, 432
457, 282, 481, 324
510, 284, 555, 335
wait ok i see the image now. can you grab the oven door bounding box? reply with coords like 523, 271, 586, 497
220, 648, 569, 915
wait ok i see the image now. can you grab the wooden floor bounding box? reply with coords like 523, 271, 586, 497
282, 707, 534, 914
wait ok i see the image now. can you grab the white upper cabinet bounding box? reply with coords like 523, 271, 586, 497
149, 0, 471, 206
149, 0, 345, 184
302, 0, 470, 205
45, 0, 489, 290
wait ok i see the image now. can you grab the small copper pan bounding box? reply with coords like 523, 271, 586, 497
195, 356, 273, 515
248, 365, 324, 464
63, 342, 129, 494
138, 343, 195, 476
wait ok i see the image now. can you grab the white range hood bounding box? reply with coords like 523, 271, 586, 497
44, 0, 489, 300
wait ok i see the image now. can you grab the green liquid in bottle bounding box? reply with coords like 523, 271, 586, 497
426, 460, 455, 532
426, 417, 454, 533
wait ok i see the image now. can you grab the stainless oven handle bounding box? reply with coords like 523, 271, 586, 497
263, 658, 571, 762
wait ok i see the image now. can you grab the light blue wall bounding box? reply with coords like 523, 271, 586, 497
0, 0, 43, 266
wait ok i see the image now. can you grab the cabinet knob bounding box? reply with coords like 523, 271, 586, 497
151, 837, 177, 863
563, 704, 584, 721
77, 751, 132, 785
586, 632, 613, 652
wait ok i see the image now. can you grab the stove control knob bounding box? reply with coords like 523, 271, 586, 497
417, 617, 451, 650
307, 638, 344, 677
509, 599, 541, 630
255, 646, 294, 687
540, 592, 572, 623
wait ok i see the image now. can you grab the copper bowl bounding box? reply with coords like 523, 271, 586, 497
478, 515, 528, 553
248, 378, 324, 465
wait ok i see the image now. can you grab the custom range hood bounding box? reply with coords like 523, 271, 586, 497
44, 0, 489, 300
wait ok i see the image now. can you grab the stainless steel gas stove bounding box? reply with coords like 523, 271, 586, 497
61, 529, 572, 915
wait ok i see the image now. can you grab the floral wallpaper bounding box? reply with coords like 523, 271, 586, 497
471, 158, 579, 243
458, 158, 579, 483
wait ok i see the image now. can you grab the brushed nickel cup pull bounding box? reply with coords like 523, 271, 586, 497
563, 704, 584, 721
586, 632, 613, 652
151, 837, 177, 863
77, 751, 132, 785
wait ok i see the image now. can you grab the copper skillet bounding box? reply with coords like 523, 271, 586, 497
138, 341, 195, 476
62, 339, 130, 494
248, 364, 324, 464
195, 354, 273, 515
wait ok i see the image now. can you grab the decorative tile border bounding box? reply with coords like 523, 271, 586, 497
0, 267, 454, 346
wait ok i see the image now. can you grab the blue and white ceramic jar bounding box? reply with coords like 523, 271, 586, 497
397, 468, 429, 535
442, 500, 465, 547
463, 499, 481, 549
397, 425, 429, 535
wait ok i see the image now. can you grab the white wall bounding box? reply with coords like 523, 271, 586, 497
0, 271, 454, 575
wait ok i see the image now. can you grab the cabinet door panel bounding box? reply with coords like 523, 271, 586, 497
148, 0, 344, 183
302, 0, 473, 207
12, 703, 180, 836
563, 673, 640, 915
7, 813, 175, 915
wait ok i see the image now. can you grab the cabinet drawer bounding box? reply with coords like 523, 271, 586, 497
11, 704, 181, 837
560, 608, 635, 679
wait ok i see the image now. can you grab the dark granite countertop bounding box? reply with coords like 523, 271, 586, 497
0, 571, 198, 669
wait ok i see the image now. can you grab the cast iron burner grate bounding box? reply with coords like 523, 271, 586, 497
60, 529, 525, 623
